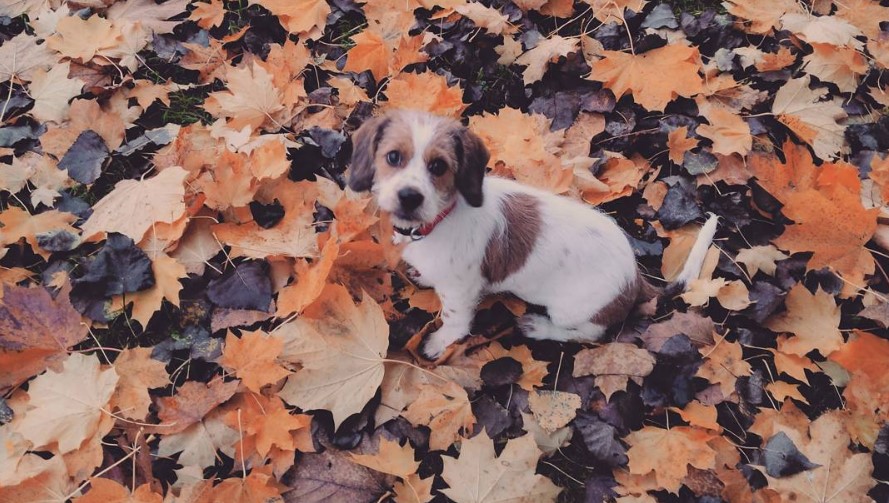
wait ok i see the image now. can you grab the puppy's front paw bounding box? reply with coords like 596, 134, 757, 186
421, 328, 462, 360
517, 313, 553, 340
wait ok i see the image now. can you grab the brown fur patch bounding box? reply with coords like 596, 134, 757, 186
373, 117, 415, 181
482, 193, 542, 283
423, 130, 460, 198
591, 277, 639, 327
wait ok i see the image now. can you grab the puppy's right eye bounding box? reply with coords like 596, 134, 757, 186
386, 151, 401, 166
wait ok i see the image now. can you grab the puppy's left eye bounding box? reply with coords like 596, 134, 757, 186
386, 151, 401, 166
428, 159, 447, 176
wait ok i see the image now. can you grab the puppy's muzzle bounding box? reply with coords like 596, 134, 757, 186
397, 187, 424, 212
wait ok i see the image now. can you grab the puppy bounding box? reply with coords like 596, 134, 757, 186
348, 110, 718, 360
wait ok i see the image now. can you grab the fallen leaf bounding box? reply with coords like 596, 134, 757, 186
696, 339, 752, 399
350, 437, 419, 478
625, 426, 718, 493
80, 166, 188, 243
402, 381, 475, 451
220, 330, 290, 393
277, 284, 389, 428
440, 433, 561, 502
515, 36, 578, 85
110, 347, 169, 421
14, 353, 118, 453
589, 45, 703, 112
772, 76, 847, 159
528, 389, 581, 432
573, 343, 655, 400
765, 285, 843, 357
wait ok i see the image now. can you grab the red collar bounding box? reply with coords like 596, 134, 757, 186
394, 200, 457, 240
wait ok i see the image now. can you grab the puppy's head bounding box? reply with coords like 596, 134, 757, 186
348, 110, 489, 227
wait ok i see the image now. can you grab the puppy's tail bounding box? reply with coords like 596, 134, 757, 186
664, 213, 719, 296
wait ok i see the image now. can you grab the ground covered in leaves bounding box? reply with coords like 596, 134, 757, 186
2, 0, 889, 502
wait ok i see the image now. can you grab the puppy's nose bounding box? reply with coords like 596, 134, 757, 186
397, 188, 424, 211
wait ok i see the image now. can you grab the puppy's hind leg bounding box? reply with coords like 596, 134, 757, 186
518, 314, 607, 343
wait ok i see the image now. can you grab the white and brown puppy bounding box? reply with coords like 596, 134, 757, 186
348, 109, 718, 360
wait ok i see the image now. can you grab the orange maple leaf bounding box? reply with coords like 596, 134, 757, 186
220, 330, 290, 393
589, 45, 703, 112
384, 71, 466, 118
625, 426, 718, 493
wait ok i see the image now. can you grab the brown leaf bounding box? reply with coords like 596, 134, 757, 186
14, 353, 118, 454
220, 330, 290, 393
528, 389, 581, 432
626, 426, 718, 493
765, 284, 843, 357
440, 433, 561, 502
277, 284, 389, 428
110, 347, 169, 421
589, 45, 703, 112
402, 381, 475, 451
155, 378, 239, 435
573, 343, 655, 400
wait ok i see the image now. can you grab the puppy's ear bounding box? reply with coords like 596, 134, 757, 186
454, 127, 489, 207
348, 116, 389, 192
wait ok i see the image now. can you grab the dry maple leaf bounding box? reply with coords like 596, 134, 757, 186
80, 166, 188, 243
771, 76, 847, 160
73, 478, 162, 503
696, 105, 752, 156
573, 343, 655, 400
384, 71, 467, 118
640, 311, 715, 352
528, 389, 581, 432
350, 437, 420, 478
0, 207, 79, 260
735, 245, 788, 277
27, 62, 84, 124
189, 0, 226, 29
781, 12, 863, 48
469, 107, 574, 193
514, 35, 578, 85
194, 466, 285, 503
220, 330, 290, 393
520, 411, 573, 456
276, 238, 339, 317
155, 378, 239, 434
212, 182, 320, 260
402, 381, 476, 451
763, 411, 874, 502
223, 393, 311, 461
0, 283, 87, 390
111, 253, 187, 328
46, 14, 121, 62
829, 331, 889, 439
580, 156, 648, 205
248, 0, 330, 37
277, 284, 389, 428
625, 426, 718, 493
455, 3, 514, 35
440, 433, 561, 502
723, 0, 801, 34
343, 29, 391, 82
0, 33, 57, 82
14, 353, 118, 454
158, 406, 238, 469
696, 339, 752, 400
204, 61, 286, 132
583, 0, 646, 24
836, 0, 889, 39
110, 347, 169, 421
776, 184, 877, 295
589, 45, 703, 112
765, 284, 843, 357
803, 43, 868, 94
667, 126, 699, 165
